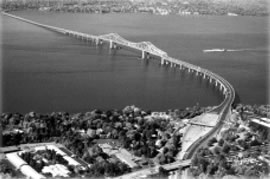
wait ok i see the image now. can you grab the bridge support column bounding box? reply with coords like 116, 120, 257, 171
215, 81, 218, 87
203, 73, 206, 79
209, 78, 212, 83
146, 52, 150, 59
141, 51, 145, 59
170, 62, 174, 67
109, 40, 115, 49
161, 58, 165, 65
188, 68, 191, 73
95, 38, 99, 46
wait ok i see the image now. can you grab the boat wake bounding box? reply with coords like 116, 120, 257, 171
203, 48, 264, 53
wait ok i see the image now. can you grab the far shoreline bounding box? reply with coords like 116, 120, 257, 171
2, 8, 268, 17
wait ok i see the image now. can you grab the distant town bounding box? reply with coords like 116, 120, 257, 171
1, 0, 268, 16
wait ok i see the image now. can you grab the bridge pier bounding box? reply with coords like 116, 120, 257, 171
141, 51, 150, 59
109, 40, 115, 49
223, 89, 227, 96
146, 52, 150, 59
197, 67, 201, 74
141, 51, 145, 59
95, 38, 100, 46
161, 58, 165, 65
203, 73, 206, 79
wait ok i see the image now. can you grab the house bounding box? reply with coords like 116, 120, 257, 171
250, 117, 270, 128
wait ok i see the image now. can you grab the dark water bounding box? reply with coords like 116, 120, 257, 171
1, 11, 269, 113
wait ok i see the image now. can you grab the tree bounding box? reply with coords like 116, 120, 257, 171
250, 138, 261, 146
213, 146, 221, 156
218, 138, 224, 147
158, 154, 166, 165
225, 165, 236, 175
0, 160, 13, 175
197, 157, 210, 173
158, 166, 168, 177
208, 137, 217, 146
222, 144, 230, 154
192, 155, 199, 166
244, 167, 259, 177
237, 139, 249, 150
234, 164, 247, 175
206, 163, 218, 175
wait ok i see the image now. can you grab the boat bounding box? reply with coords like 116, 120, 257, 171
203, 48, 227, 53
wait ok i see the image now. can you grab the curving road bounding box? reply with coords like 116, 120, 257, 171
183, 71, 235, 160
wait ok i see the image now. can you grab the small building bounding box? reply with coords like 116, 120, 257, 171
179, 11, 191, 15
227, 12, 238, 16
99, 144, 138, 168
250, 117, 270, 128
151, 112, 171, 120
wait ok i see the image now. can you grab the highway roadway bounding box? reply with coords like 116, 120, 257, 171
183, 72, 235, 160
112, 159, 191, 179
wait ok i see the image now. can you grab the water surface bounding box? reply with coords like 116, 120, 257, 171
1, 11, 268, 113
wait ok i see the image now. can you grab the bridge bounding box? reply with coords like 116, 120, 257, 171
162, 159, 192, 170
2, 12, 230, 97
111, 159, 192, 179
2, 12, 235, 171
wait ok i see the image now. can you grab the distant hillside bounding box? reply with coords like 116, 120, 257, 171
172, 0, 268, 16
1, 0, 268, 16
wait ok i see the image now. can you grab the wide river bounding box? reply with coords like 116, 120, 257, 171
1, 11, 269, 113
